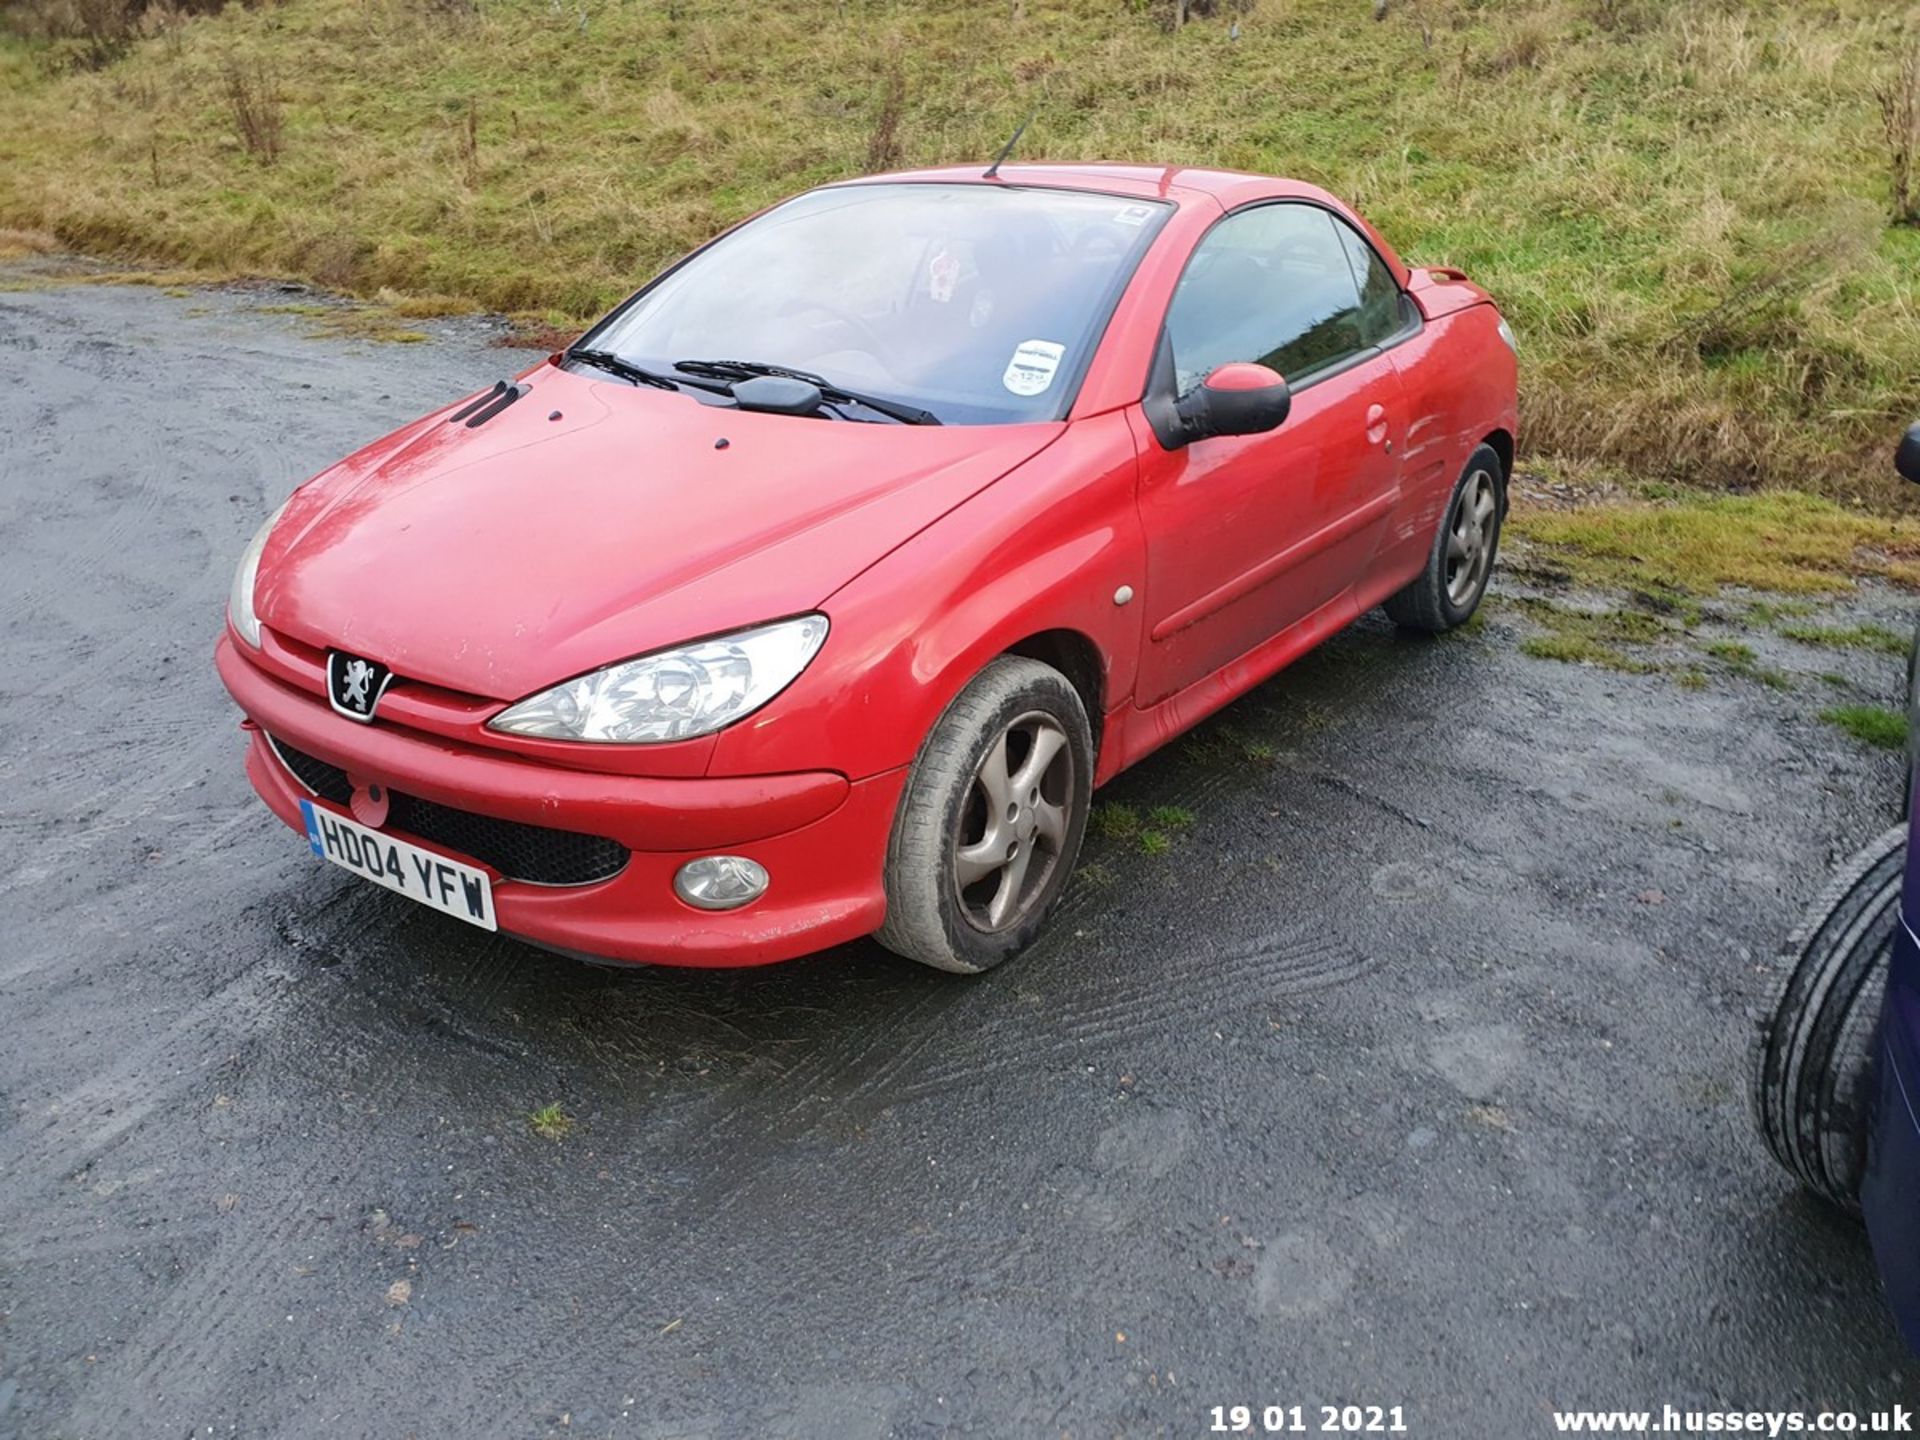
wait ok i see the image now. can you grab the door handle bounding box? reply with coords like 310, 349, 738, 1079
1365, 404, 1390, 447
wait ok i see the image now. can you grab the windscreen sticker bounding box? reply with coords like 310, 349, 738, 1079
1003, 339, 1066, 397
1112, 204, 1156, 227
928, 247, 959, 304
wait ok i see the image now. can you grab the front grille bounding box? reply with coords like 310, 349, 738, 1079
271, 737, 353, 805
266, 734, 629, 887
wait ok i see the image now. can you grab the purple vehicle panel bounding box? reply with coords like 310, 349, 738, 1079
1752, 419, 1920, 1355
1861, 753, 1920, 1348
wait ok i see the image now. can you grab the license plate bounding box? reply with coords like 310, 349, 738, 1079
298, 799, 496, 932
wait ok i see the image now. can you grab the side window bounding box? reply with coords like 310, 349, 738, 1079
1163, 204, 1366, 394
1334, 220, 1406, 348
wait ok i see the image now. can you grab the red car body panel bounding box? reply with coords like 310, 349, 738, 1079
258, 366, 1063, 705
217, 164, 1518, 966
232, 699, 902, 965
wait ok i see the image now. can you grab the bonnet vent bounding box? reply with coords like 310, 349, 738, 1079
447, 381, 530, 429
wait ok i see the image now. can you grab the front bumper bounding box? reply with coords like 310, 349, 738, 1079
217, 633, 900, 966
1862, 915, 1920, 1352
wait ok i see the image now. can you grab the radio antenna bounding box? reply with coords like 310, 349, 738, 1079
982, 113, 1032, 180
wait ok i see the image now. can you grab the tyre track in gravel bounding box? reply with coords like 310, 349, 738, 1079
3, 272, 1912, 1438
0, 957, 297, 1210
4, 882, 549, 1428
27, 620, 1388, 1411
0, 279, 530, 1434
56, 1113, 366, 1437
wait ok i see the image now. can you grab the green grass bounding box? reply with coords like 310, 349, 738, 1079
1093, 802, 1188, 854
1093, 802, 1188, 855
1744, 600, 1819, 625
1513, 590, 1830, 689
1510, 490, 1920, 596
3, 0, 1920, 499
1821, 704, 1909, 749
1700, 637, 1793, 688
1514, 597, 1667, 672
529, 1103, 573, 1140
1520, 633, 1656, 672
1145, 805, 1193, 832
1089, 802, 1140, 840
1777, 621, 1908, 653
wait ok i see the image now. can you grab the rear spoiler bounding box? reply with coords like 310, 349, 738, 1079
1406, 265, 1493, 320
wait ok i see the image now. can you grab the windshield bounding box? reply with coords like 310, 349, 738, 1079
579, 183, 1172, 426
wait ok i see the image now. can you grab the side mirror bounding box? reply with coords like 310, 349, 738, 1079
1899, 421, 1920, 485
1174, 362, 1292, 445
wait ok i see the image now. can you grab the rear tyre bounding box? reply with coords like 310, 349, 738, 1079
1383, 443, 1506, 632
1750, 826, 1900, 1213
876, 657, 1093, 974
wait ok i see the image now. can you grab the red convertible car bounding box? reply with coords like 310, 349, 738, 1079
216, 163, 1518, 972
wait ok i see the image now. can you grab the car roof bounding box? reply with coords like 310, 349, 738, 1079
845, 162, 1340, 211
837, 162, 1412, 289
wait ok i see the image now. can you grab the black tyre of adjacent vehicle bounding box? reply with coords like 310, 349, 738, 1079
877, 656, 1094, 974
1751, 826, 1901, 1212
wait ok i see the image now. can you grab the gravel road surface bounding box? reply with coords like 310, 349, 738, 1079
0, 274, 1912, 1438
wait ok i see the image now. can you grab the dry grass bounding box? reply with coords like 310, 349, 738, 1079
5, 0, 252, 69
0, 225, 58, 259
1883, 44, 1920, 226
221, 56, 281, 163
0, 263, 240, 290
257, 300, 428, 342
2, 0, 1919, 498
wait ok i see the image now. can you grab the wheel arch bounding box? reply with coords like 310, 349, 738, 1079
1004, 628, 1107, 762
704, 411, 1147, 782
1481, 428, 1515, 502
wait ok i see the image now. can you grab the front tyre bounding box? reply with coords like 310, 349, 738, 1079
1383, 443, 1506, 632
1750, 826, 1901, 1213
876, 656, 1093, 974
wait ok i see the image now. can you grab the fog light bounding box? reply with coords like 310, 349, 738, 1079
673, 855, 769, 911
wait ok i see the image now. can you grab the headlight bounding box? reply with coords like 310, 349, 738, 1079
228, 498, 290, 648
1496, 317, 1518, 356
489, 615, 830, 744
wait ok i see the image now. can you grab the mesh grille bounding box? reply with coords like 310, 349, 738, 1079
270, 737, 352, 804
266, 734, 629, 887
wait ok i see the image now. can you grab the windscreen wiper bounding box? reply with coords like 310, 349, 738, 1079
673, 359, 942, 426
567, 348, 728, 395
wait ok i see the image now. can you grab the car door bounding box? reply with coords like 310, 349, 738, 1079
1130, 202, 1406, 706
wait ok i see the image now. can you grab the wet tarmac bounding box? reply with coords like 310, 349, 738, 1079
0, 276, 1913, 1437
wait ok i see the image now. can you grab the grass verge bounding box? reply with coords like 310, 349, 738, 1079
3, 0, 1920, 499
1509, 491, 1920, 597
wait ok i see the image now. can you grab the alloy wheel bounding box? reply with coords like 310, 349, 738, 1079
1444, 468, 1499, 609
951, 710, 1075, 933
